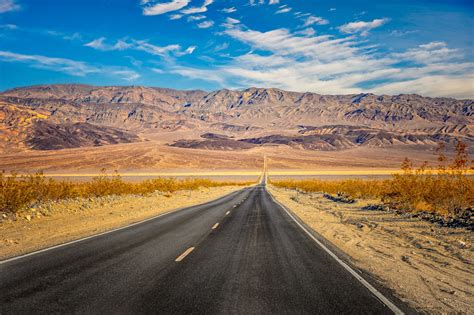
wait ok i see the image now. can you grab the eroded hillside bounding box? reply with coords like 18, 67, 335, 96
0, 84, 472, 152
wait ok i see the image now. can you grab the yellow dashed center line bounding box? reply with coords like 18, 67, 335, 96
175, 247, 195, 262
212, 223, 219, 230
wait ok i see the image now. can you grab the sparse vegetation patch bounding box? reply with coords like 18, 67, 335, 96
272, 141, 473, 223
0, 170, 251, 214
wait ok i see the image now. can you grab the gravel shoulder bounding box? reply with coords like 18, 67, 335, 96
0, 186, 242, 260
268, 185, 473, 314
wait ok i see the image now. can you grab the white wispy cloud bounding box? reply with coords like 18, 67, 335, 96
295, 27, 316, 36
214, 42, 229, 52
110, 70, 141, 81
222, 17, 241, 28
390, 29, 418, 37
374, 74, 474, 99
141, 0, 190, 16
169, 65, 226, 84
181, 0, 213, 15
169, 22, 473, 98
339, 18, 390, 36
29, 29, 83, 42
276, 8, 291, 14
222, 7, 236, 13
295, 12, 310, 18
177, 45, 197, 55
187, 14, 206, 21
62, 32, 82, 41
0, 50, 139, 80
223, 27, 358, 61
226, 17, 240, 24
197, 20, 214, 29
393, 41, 463, 64
135, 41, 196, 59
85, 37, 132, 51
0, 50, 97, 76
249, 0, 276, 5
0, 23, 17, 29
0, 0, 19, 13
134, 41, 180, 56
84, 37, 196, 59
169, 14, 183, 20
303, 16, 329, 26
275, 5, 291, 14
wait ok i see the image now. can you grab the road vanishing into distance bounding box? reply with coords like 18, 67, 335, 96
1, 178, 411, 314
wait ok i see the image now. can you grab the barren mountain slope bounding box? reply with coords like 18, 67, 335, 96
184, 88, 472, 129
0, 84, 472, 157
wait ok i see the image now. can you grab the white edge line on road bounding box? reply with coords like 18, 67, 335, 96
175, 247, 195, 262
267, 190, 404, 315
212, 223, 219, 230
0, 189, 245, 265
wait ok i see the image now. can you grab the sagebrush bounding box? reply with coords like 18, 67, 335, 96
0, 171, 251, 213
272, 141, 474, 218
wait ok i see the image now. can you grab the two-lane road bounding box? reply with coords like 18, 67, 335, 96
1, 183, 409, 314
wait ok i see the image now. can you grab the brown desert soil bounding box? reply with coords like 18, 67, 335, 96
268, 185, 473, 314
0, 140, 444, 173
0, 186, 242, 260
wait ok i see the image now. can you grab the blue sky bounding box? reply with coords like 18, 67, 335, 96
0, 0, 473, 98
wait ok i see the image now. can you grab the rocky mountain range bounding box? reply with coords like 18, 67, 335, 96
0, 84, 472, 152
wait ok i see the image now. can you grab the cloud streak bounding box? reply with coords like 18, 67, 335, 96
275, 5, 291, 14
0, 0, 19, 13
222, 7, 236, 13
3, 1, 471, 99
169, 22, 473, 98
84, 37, 196, 59
85, 37, 132, 51
180, 0, 213, 15
0, 50, 140, 80
141, 0, 190, 16
303, 16, 329, 26
339, 18, 390, 36
197, 20, 214, 28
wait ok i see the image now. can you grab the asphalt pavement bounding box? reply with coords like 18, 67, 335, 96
0, 183, 411, 314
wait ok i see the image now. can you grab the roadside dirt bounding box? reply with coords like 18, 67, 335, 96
268, 186, 473, 314
0, 186, 242, 260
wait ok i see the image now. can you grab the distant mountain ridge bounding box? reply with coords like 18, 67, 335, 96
0, 84, 472, 152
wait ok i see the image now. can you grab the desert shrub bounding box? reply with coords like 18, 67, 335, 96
0, 170, 252, 213
272, 178, 388, 200
383, 141, 473, 217
84, 170, 131, 197
0, 172, 29, 213
272, 141, 473, 218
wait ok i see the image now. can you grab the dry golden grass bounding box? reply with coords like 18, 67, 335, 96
0, 169, 252, 213
272, 141, 474, 218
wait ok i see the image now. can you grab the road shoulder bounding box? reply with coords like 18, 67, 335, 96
267, 185, 474, 314
0, 186, 242, 261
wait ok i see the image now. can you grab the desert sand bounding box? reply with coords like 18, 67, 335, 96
268, 186, 473, 314
0, 140, 446, 173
